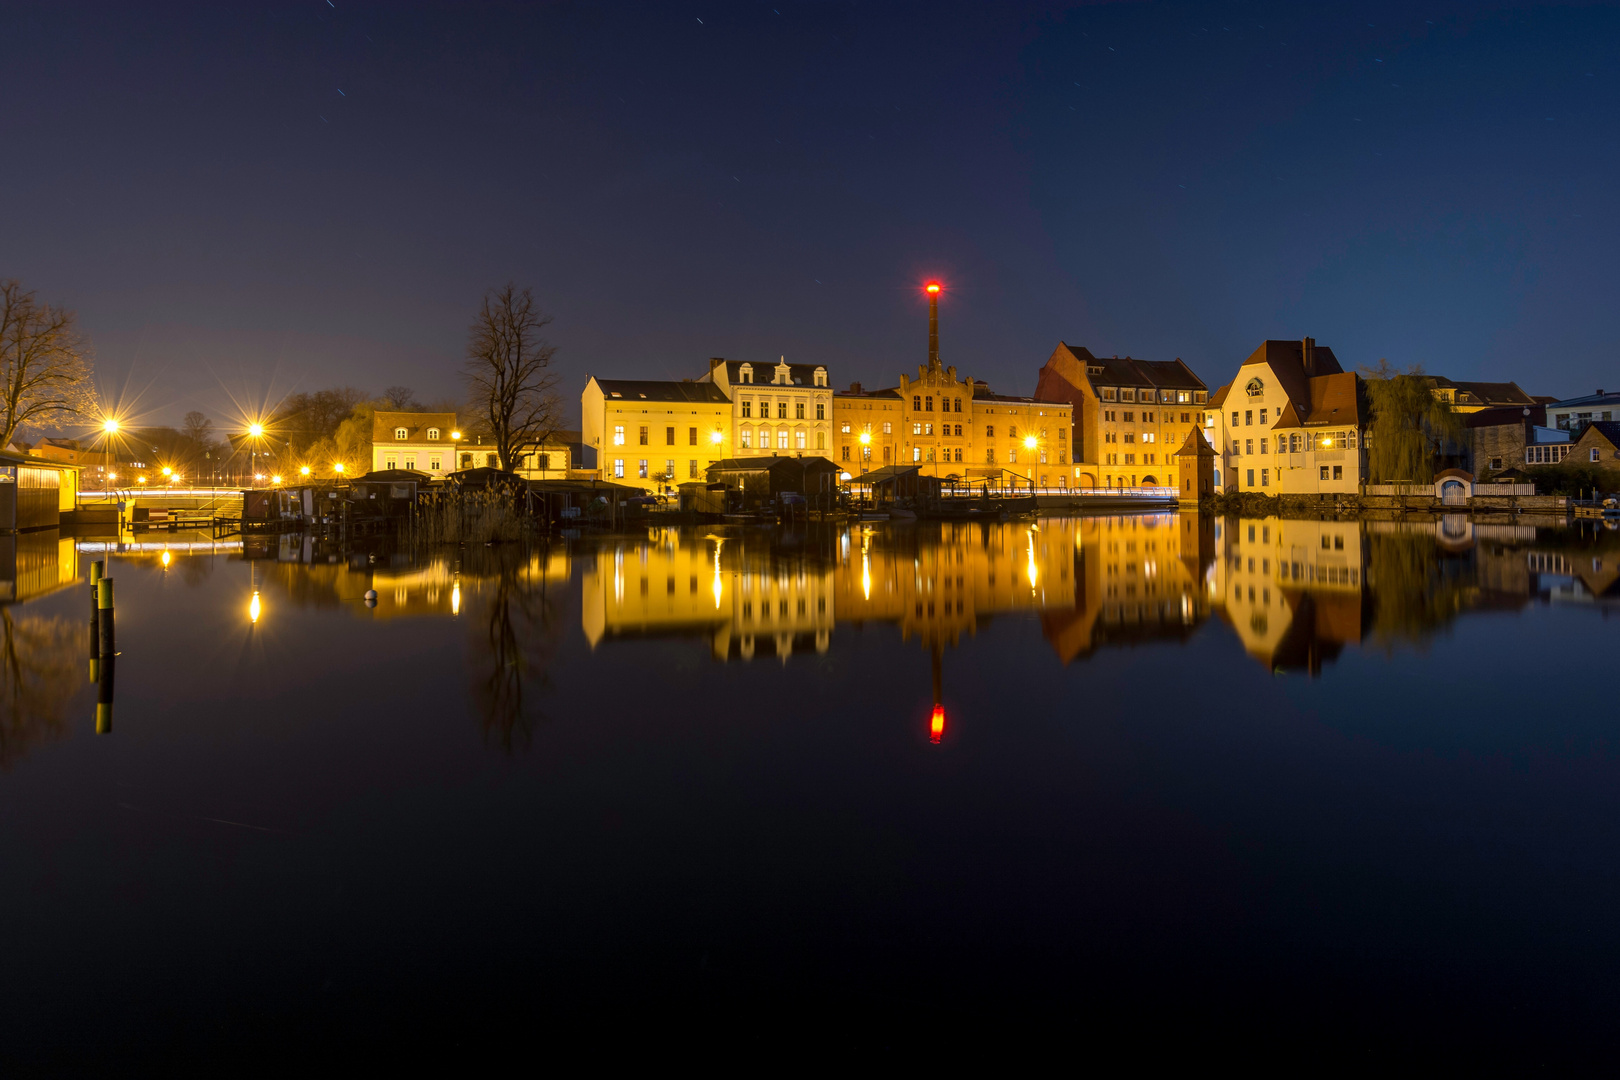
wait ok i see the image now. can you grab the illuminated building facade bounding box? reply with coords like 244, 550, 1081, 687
581, 377, 733, 494
1205, 338, 1367, 496
697, 357, 834, 463
372, 411, 459, 475
1034, 343, 1210, 491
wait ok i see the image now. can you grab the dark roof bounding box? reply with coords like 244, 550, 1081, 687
834, 386, 903, 399
359, 468, 433, 481
1547, 391, 1620, 409
706, 455, 840, 473
709, 359, 826, 386
1582, 420, 1620, 447
595, 379, 731, 404
1060, 344, 1207, 391
849, 465, 923, 484
1463, 404, 1545, 428
1174, 429, 1217, 458
373, 410, 458, 442
1424, 377, 1535, 408
1240, 339, 1345, 413
527, 478, 641, 494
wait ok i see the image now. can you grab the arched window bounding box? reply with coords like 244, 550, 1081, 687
394, 428, 407, 440
427, 428, 440, 440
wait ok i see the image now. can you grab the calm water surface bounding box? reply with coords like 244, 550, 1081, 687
1, 513, 1617, 1066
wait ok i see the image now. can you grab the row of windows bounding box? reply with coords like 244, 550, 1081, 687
1526, 445, 1571, 464
612, 425, 721, 447
1100, 410, 1202, 425
912, 395, 964, 412
1099, 387, 1205, 404
1231, 431, 1358, 454
381, 451, 515, 471
740, 428, 827, 450
1104, 432, 1156, 444
741, 400, 825, 420
393, 426, 444, 441
734, 366, 827, 386
611, 458, 718, 480
1103, 453, 1157, 465
840, 421, 895, 434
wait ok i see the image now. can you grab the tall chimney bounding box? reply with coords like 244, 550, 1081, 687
709, 357, 724, 374
928, 290, 939, 370
1302, 337, 1316, 376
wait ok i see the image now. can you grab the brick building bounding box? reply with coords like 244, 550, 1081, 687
1033, 344, 1209, 490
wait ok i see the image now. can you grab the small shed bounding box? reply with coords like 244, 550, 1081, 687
349, 469, 434, 518
846, 464, 940, 505
677, 481, 728, 515
527, 478, 641, 523
0, 452, 80, 532
706, 456, 841, 511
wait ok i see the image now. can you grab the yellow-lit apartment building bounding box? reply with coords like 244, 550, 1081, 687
833, 355, 1074, 488
581, 377, 734, 493
696, 357, 834, 462
1033, 343, 1211, 491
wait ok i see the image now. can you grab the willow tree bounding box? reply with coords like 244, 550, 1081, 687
0, 280, 97, 447
1361, 361, 1462, 484
464, 284, 560, 471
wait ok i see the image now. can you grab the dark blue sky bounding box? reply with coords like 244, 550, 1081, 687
4, 1, 1616, 427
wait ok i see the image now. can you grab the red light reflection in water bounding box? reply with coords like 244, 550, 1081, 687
929, 704, 945, 744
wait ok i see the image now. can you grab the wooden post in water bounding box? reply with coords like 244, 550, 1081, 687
97, 577, 115, 659
89, 559, 104, 680
95, 657, 115, 734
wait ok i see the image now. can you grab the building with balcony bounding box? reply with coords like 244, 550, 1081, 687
1206, 338, 1366, 496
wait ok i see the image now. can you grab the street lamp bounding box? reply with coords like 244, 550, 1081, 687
333, 462, 344, 474
710, 430, 723, 445
300, 466, 311, 477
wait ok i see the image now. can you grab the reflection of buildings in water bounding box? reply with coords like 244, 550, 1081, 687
0, 530, 78, 605
1039, 512, 1214, 663
581, 529, 833, 662
1212, 517, 1367, 675
834, 520, 1077, 648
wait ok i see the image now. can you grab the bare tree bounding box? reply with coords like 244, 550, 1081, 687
464, 284, 560, 471
0, 280, 97, 447
181, 410, 215, 447
382, 385, 418, 410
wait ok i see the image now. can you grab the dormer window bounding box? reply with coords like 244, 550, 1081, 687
814, 367, 827, 387
1120, 388, 1136, 402
1101, 387, 1117, 401
427, 428, 440, 440
739, 364, 753, 385
394, 428, 408, 440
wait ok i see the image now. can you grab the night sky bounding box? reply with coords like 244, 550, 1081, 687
4, 1, 1616, 428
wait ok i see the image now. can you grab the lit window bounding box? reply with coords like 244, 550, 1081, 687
882, 422, 892, 434
427, 428, 440, 440
638, 460, 648, 478
394, 428, 407, 440
613, 425, 625, 446
777, 430, 789, 449
741, 429, 752, 448
795, 429, 806, 450
614, 459, 624, 478
430, 457, 441, 471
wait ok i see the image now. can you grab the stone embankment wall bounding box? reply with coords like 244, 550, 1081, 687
1206, 490, 1569, 521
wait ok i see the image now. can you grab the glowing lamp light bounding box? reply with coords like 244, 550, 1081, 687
102, 419, 119, 434
925, 282, 941, 294
1321, 437, 1332, 447
710, 430, 724, 444
451, 431, 462, 440
137, 476, 147, 485
451, 582, 461, 616
249, 590, 261, 624
1024, 435, 1038, 449
333, 463, 345, 473
161, 467, 172, 476
107, 472, 117, 481
248, 423, 264, 438
254, 473, 264, 481
929, 705, 945, 744
271, 474, 283, 484
300, 466, 311, 476
161, 550, 171, 569
858, 432, 871, 445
